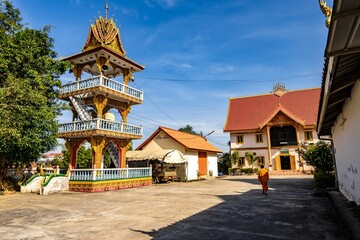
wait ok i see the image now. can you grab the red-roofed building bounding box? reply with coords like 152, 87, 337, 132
224, 84, 321, 171
128, 126, 222, 180
38, 153, 64, 164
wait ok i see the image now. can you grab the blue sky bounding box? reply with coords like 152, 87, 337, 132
12, 0, 329, 152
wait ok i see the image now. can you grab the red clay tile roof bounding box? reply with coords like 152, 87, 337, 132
224, 88, 321, 132
136, 126, 222, 153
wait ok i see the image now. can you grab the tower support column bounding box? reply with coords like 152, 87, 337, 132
118, 139, 132, 168
65, 138, 84, 169
90, 136, 106, 168
116, 102, 131, 123
93, 94, 108, 118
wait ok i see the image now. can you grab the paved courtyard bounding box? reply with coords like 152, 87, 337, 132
0, 175, 346, 240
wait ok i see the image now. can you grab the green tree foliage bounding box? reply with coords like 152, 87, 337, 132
0, 1, 69, 189
76, 146, 92, 168
218, 153, 231, 174
245, 150, 259, 172
178, 125, 196, 135
298, 141, 334, 173
53, 144, 113, 169
229, 150, 240, 165
52, 145, 70, 169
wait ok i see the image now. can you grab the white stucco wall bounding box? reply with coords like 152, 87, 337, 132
141, 132, 219, 181
185, 150, 198, 181
144, 131, 186, 153
332, 81, 360, 204
20, 176, 44, 193
297, 128, 319, 145
207, 153, 218, 177
230, 130, 267, 149
229, 124, 318, 171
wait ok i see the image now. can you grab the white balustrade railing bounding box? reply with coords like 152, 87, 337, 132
58, 118, 142, 136
43, 168, 68, 175
69, 167, 151, 181
60, 75, 143, 101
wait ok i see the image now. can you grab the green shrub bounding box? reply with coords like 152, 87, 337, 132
228, 167, 258, 174
314, 171, 335, 189
240, 168, 257, 174
228, 168, 239, 174
298, 141, 334, 173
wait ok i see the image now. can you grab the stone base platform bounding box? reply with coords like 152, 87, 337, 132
69, 177, 152, 192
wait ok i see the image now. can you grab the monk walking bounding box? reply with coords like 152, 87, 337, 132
258, 165, 269, 196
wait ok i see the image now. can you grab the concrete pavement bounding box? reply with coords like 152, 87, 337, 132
0, 175, 346, 239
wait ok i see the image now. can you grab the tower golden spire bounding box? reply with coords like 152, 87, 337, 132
105, 0, 109, 20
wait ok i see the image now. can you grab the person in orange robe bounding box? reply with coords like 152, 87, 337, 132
258, 165, 269, 196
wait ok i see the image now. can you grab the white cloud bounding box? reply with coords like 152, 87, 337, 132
144, 0, 179, 9
158, 0, 177, 8
211, 65, 235, 74
69, 0, 81, 5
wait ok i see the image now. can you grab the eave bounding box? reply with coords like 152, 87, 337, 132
61, 46, 145, 72
318, 0, 360, 136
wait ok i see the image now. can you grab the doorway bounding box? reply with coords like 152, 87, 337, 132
280, 156, 291, 170
198, 152, 207, 176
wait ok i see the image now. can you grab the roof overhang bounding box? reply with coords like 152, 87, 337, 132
317, 0, 360, 136
325, 1, 360, 57
61, 46, 144, 77
258, 107, 306, 129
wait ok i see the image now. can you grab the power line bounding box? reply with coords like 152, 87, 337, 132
144, 73, 321, 83
132, 82, 184, 128
207, 138, 229, 147
130, 112, 179, 129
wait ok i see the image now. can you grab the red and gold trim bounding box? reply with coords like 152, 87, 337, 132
69, 177, 152, 192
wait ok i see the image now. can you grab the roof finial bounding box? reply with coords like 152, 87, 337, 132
273, 82, 287, 97
319, 0, 332, 28
105, 0, 109, 20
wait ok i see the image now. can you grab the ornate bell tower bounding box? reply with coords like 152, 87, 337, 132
58, 2, 144, 169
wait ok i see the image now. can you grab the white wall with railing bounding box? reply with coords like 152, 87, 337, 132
60, 75, 143, 101
69, 167, 151, 181
58, 118, 142, 136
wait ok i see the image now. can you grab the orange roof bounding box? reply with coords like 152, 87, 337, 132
136, 126, 222, 153
224, 88, 321, 132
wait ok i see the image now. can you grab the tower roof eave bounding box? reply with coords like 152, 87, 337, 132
61, 46, 145, 72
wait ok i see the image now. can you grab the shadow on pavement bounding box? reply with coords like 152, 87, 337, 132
131, 177, 346, 240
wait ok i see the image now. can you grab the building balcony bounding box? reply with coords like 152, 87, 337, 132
59, 75, 143, 104
58, 118, 142, 139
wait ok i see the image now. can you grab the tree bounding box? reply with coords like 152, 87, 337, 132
0, 1, 69, 190
298, 141, 334, 173
52, 146, 113, 169
245, 150, 259, 173
52, 144, 70, 169
229, 150, 240, 165
218, 153, 231, 174
76, 146, 92, 168
178, 125, 196, 135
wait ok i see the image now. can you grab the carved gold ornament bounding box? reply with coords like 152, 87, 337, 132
319, 0, 332, 28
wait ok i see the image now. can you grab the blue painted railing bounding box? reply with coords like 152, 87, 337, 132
58, 118, 142, 136
69, 167, 151, 181
60, 75, 143, 101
